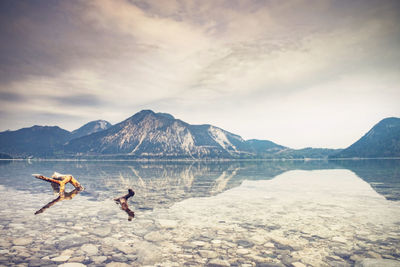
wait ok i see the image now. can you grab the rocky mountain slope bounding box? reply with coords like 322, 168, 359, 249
64, 110, 286, 158
6, 110, 391, 159
332, 117, 400, 158
70, 120, 112, 139
0, 126, 71, 157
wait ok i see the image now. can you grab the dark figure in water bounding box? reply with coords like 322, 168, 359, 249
114, 189, 135, 221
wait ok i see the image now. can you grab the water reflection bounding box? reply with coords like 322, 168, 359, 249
334, 159, 400, 201
163, 169, 400, 266
114, 189, 135, 221
0, 160, 399, 266
0, 159, 398, 205
35, 187, 82, 215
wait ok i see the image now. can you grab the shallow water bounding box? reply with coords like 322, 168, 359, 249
0, 159, 399, 266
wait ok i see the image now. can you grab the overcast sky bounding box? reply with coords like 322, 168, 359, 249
0, 0, 399, 149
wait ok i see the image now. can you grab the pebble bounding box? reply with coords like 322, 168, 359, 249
264, 242, 275, 248
103, 237, 119, 246
68, 256, 85, 262
158, 219, 178, 228
58, 263, 87, 267
332, 236, 347, 243
106, 262, 131, 267
355, 258, 400, 267
12, 238, 32, 246
57, 237, 89, 250
207, 258, 230, 266
81, 244, 98, 256
92, 226, 112, 237
193, 241, 207, 247
117, 244, 136, 254
199, 250, 218, 258
249, 235, 266, 245
351, 255, 364, 262
366, 251, 382, 259
29, 259, 53, 266
51, 255, 71, 262
60, 249, 74, 256
237, 240, 254, 248
92, 255, 107, 263
144, 231, 165, 242
291, 262, 306, 267
237, 248, 250, 255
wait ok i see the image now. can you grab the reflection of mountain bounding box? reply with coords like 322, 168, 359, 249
333, 159, 400, 201
0, 160, 398, 211
0, 160, 338, 209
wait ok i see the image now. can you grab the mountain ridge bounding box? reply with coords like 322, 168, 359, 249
1, 110, 398, 159
331, 117, 400, 158
64, 110, 269, 158
70, 120, 112, 139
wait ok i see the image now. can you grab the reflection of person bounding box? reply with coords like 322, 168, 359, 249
35, 188, 82, 215
114, 189, 135, 221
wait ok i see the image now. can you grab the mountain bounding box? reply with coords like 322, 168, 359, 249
5, 110, 396, 159
0, 126, 71, 157
0, 120, 112, 158
0, 110, 345, 159
245, 139, 286, 154
0, 153, 12, 159
279, 147, 341, 159
64, 110, 286, 158
70, 120, 112, 139
332, 117, 400, 158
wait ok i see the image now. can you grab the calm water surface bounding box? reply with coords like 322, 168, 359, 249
0, 159, 399, 266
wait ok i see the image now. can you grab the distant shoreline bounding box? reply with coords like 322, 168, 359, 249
1, 157, 400, 162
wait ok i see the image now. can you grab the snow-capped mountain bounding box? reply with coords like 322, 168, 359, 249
0, 110, 347, 159
65, 110, 284, 158
70, 120, 112, 139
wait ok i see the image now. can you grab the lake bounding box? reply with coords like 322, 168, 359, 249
0, 159, 399, 267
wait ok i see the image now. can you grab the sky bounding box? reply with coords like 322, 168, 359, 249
0, 0, 399, 149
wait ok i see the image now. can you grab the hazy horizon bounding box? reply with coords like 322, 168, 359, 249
1, 0, 399, 149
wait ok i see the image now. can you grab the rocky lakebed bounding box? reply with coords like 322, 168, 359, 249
0, 167, 400, 267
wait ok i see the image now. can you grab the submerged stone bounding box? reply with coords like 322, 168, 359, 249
51, 255, 71, 262
92, 226, 112, 237
92, 255, 107, 263
144, 231, 165, 242
207, 258, 230, 267
58, 263, 87, 267
28, 258, 53, 266
291, 262, 306, 267
81, 244, 98, 256
12, 237, 32, 246
158, 219, 178, 228
355, 259, 400, 267
105, 262, 131, 267
199, 250, 218, 259
57, 237, 89, 250
237, 240, 254, 248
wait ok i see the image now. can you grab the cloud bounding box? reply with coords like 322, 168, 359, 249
0, 0, 399, 147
